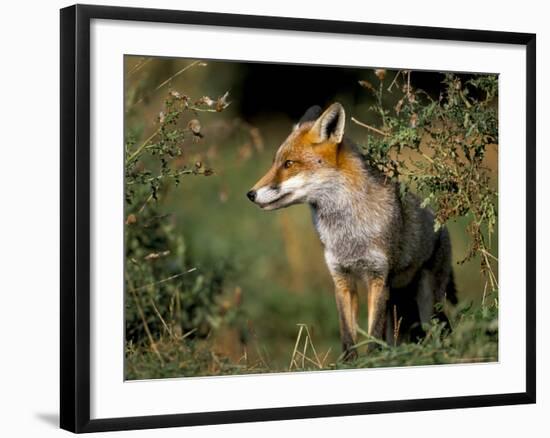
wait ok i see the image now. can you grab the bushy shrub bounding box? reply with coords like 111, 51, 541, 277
354, 71, 498, 304
124, 67, 234, 353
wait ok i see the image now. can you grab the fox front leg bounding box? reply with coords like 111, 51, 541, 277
331, 271, 359, 361
366, 276, 389, 353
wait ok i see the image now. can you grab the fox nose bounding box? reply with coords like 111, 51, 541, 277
246, 190, 257, 202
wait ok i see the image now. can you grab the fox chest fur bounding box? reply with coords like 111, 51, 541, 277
309, 158, 437, 290
309, 161, 397, 279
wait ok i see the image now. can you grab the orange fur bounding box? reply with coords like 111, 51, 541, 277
252, 123, 364, 192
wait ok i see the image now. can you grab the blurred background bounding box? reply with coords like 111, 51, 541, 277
124, 56, 498, 378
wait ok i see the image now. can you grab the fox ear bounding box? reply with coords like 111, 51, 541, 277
298, 105, 323, 125
309, 103, 346, 144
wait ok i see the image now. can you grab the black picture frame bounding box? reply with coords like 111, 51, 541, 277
60, 4, 536, 433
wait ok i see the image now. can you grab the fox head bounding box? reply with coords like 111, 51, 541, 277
247, 103, 347, 210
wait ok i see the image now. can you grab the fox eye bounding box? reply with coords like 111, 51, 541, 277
283, 160, 294, 169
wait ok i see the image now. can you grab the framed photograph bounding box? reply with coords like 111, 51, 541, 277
60, 4, 536, 433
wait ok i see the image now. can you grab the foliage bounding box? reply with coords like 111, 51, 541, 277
126, 296, 498, 379
339, 297, 498, 369
354, 71, 499, 300
124, 60, 237, 360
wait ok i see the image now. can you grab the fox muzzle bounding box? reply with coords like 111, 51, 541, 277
246, 190, 257, 202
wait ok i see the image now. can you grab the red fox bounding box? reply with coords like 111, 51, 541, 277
247, 103, 457, 360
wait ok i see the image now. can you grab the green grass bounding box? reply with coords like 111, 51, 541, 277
125, 295, 498, 380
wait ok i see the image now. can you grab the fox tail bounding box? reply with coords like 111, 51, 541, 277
446, 270, 458, 305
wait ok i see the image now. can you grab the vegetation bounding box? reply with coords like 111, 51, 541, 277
124, 62, 238, 363
124, 57, 498, 379
354, 70, 498, 304
127, 303, 497, 379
